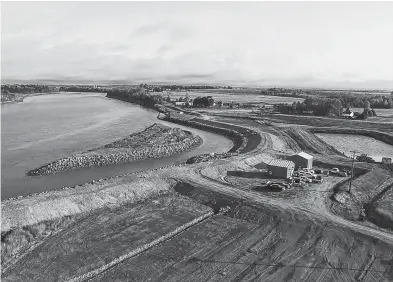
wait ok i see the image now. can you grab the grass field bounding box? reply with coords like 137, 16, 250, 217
166, 91, 304, 105
261, 114, 393, 133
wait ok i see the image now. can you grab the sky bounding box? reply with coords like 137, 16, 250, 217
1, 1, 393, 88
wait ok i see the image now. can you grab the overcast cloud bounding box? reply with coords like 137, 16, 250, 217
2, 2, 393, 88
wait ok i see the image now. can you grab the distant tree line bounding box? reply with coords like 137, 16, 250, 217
1, 84, 59, 94
58, 86, 103, 92
261, 88, 393, 109
275, 96, 380, 119
1, 84, 165, 109
193, 96, 215, 107
356, 154, 375, 163
106, 85, 163, 109
1, 84, 233, 95
1, 84, 60, 103
147, 85, 231, 92
275, 97, 344, 116
327, 92, 392, 109
261, 88, 304, 97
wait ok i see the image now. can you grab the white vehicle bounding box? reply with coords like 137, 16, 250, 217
331, 168, 340, 174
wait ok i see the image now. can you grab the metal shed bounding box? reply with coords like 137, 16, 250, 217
288, 152, 313, 170
267, 159, 295, 179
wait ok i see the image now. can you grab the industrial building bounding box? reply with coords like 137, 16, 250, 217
288, 152, 313, 170
266, 159, 295, 179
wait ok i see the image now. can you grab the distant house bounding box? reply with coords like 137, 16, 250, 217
288, 152, 313, 170
342, 112, 354, 119
342, 108, 354, 119
382, 157, 392, 164
174, 101, 186, 106
303, 110, 314, 115
266, 159, 295, 179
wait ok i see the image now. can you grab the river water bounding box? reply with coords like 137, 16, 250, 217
1, 93, 233, 199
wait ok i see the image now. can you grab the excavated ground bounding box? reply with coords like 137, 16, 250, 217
2, 113, 393, 282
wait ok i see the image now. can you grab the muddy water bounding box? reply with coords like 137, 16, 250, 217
315, 133, 393, 162
1, 93, 233, 199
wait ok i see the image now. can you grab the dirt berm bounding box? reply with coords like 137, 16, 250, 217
163, 116, 261, 165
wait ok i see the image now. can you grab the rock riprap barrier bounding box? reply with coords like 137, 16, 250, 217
27, 123, 202, 176
162, 114, 261, 164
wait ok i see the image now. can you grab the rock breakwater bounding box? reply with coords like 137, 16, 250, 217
162, 115, 261, 164
27, 123, 202, 176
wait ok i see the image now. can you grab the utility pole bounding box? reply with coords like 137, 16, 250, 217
348, 150, 360, 194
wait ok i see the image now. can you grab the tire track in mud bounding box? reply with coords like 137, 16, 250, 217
177, 171, 393, 281
66, 211, 214, 282
181, 167, 393, 246
355, 254, 376, 281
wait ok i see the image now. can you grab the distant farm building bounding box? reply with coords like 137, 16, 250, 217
342, 112, 354, 119
288, 152, 313, 170
342, 108, 354, 119
266, 159, 295, 179
174, 101, 186, 106
382, 157, 392, 164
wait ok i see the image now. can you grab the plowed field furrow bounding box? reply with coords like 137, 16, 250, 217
87, 201, 392, 282
2, 195, 210, 282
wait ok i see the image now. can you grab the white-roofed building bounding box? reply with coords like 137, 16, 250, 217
288, 152, 313, 170
266, 159, 295, 179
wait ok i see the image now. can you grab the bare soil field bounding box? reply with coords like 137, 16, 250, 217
1, 171, 175, 232
211, 116, 353, 156
2, 194, 212, 282
279, 126, 342, 155
92, 186, 393, 282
